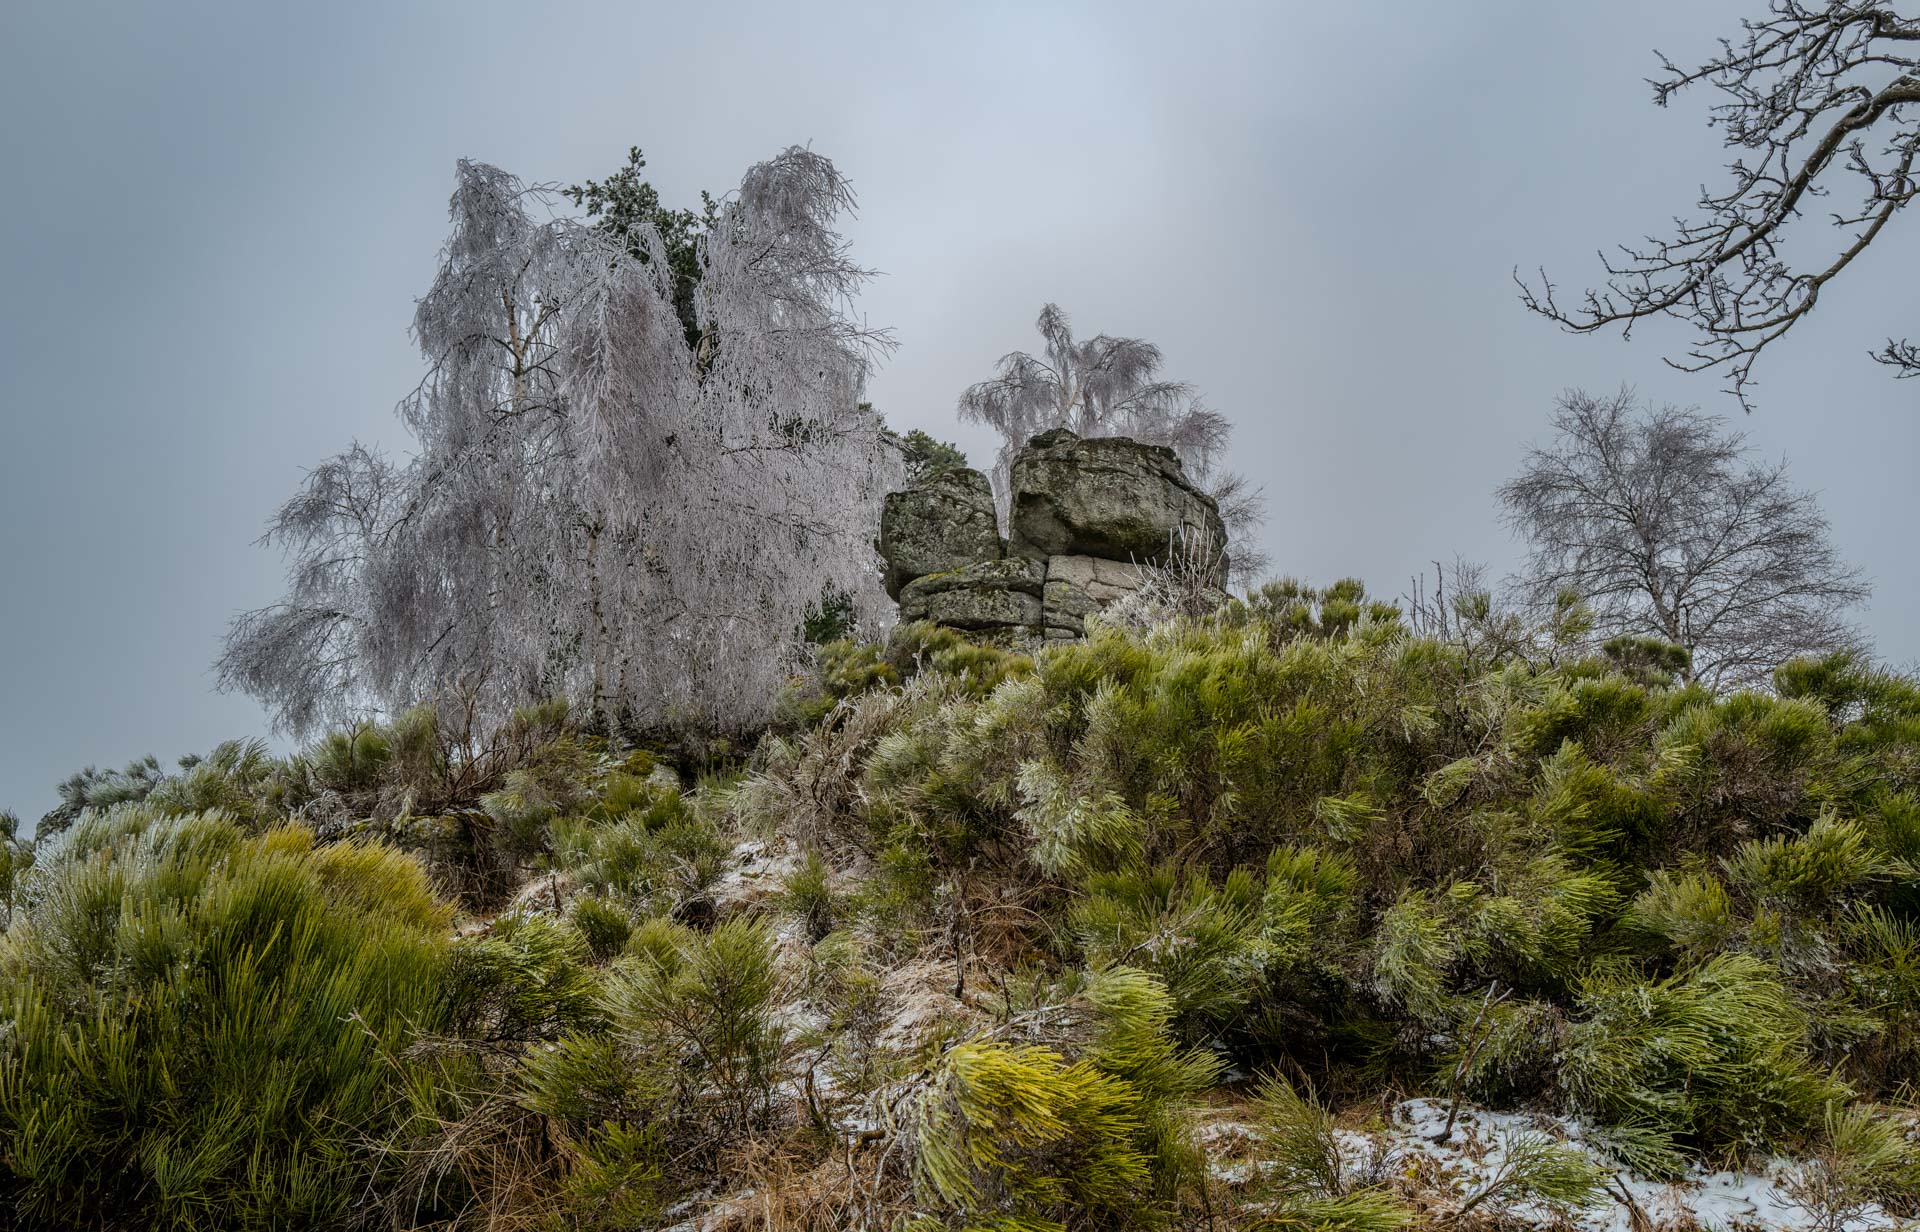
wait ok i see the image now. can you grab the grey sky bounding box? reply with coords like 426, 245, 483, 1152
2, 0, 1914, 823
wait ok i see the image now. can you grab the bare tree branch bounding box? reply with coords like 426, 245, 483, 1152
1520, 1, 1920, 408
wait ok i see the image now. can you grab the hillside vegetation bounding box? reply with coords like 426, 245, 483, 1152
5, 593, 1920, 1230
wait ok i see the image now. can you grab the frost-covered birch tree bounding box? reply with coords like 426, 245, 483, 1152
218, 148, 899, 738
958, 303, 1266, 578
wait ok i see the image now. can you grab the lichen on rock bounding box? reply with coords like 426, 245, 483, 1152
898, 558, 1045, 631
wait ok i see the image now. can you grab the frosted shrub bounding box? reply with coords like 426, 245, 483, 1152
1559, 953, 1847, 1153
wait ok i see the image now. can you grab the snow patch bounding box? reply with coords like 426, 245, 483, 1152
1386, 1098, 1899, 1232
710, 838, 798, 917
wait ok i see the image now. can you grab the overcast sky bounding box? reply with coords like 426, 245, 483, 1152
2, 0, 1915, 823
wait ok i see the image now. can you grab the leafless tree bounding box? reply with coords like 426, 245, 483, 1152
1498, 389, 1869, 687
957, 303, 1267, 579
1520, 1, 1919, 408
219, 149, 900, 739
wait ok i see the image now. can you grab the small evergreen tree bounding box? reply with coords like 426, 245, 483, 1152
891, 426, 970, 481
563, 145, 717, 352
0, 810, 30, 925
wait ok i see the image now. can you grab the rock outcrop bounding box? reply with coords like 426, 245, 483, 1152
1040, 554, 1153, 637
878, 430, 1227, 643
878, 467, 1002, 599
1008, 428, 1227, 566
897, 557, 1045, 631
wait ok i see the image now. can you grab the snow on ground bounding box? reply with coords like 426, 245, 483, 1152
1378, 1098, 1894, 1231
709, 838, 797, 916
874, 956, 974, 1053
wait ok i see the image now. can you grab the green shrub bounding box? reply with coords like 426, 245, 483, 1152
1629, 868, 1737, 958
515, 1037, 672, 1227
1235, 577, 1403, 641
1453, 1129, 1608, 1222
1522, 738, 1665, 859
482, 766, 566, 867
1783, 1103, 1920, 1230
36, 754, 167, 839
569, 892, 636, 962
902, 968, 1210, 1232
384, 905, 620, 1232
0, 807, 450, 1230
1722, 815, 1892, 909
800, 931, 893, 1097
1072, 861, 1263, 1034
905, 1040, 1157, 1231
1244, 1075, 1411, 1231
258, 700, 603, 906
891, 426, 969, 480
1368, 855, 1619, 1032
1370, 888, 1460, 1025
801, 582, 858, 644
601, 916, 788, 1140
780, 636, 902, 726
1080, 968, 1219, 1203
438, 910, 604, 1044
1654, 692, 1838, 849
0, 809, 31, 925
553, 798, 727, 921
591, 765, 681, 823
1627, 815, 1916, 1077
886, 619, 1035, 696
1846, 904, 1920, 1086
144, 737, 284, 826
780, 848, 838, 942
1559, 953, 1848, 1154
1602, 633, 1693, 687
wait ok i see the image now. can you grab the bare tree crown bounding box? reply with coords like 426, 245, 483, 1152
1521, 1, 1919, 407
1499, 389, 1868, 687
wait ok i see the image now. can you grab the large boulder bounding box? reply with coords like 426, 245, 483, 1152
875, 431, 1235, 643
878, 467, 1003, 600
1008, 429, 1226, 568
897, 557, 1045, 633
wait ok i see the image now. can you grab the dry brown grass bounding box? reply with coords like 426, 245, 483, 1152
372, 1090, 567, 1232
